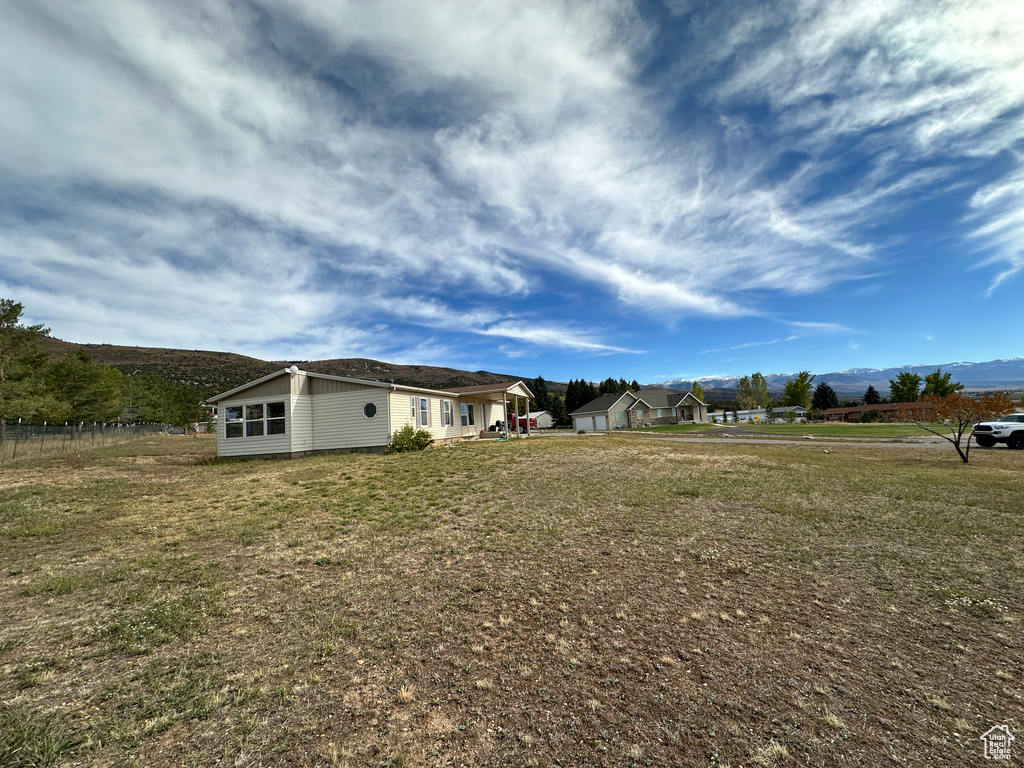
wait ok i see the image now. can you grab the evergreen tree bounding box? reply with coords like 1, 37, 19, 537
46, 350, 123, 423
531, 376, 551, 412
618, 378, 629, 392
630, 380, 641, 392
864, 385, 883, 405
811, 382, 840, 411
0, 299, 62, 431
598, 377, 618, 395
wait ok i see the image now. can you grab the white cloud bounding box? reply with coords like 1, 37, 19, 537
0, 0, 1022, 364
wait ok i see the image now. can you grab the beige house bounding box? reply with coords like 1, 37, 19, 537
209, 367, 534, 458
570, 388, 706, 431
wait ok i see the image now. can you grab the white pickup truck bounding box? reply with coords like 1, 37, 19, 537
972, 413, 1024, 449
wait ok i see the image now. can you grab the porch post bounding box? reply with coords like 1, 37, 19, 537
503, 393, 509, 438
525, 394, 531, 437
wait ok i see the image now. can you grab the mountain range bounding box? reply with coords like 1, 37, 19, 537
38, 337, 1023, 400
661, 358, 1024, 396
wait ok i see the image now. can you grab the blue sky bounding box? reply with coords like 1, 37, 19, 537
2, 0, 1022, 384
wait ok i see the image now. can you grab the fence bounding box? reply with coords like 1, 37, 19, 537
0, 422, 171, 463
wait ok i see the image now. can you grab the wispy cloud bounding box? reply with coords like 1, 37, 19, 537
0, 0, 1021, 370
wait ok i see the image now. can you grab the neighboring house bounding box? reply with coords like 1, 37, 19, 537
710, 406, 808, 424
823, 403, 900, 422
208, 367, 534, 458
570, 388, 706, 431
528, 410, 554, 429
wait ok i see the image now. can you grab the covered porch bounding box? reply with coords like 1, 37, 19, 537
449, 381, 536, 439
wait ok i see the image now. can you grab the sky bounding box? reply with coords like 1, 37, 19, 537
2, 0, 1023, 385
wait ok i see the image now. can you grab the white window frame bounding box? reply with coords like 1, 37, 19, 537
225, 401, 286, 439
443, 400, 453, 427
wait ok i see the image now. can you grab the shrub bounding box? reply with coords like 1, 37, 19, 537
387, 425, 433, 453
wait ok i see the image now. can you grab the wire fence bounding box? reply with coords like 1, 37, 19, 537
0, 422, 173, 463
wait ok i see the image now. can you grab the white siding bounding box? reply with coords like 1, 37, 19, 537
217, 395, 292, 457
312, 388, 390, 451
389, 391, 418, 434
289, 392, 313, 452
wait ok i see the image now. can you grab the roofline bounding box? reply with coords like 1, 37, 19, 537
208, 369, 539, 402
451, 380, 535, 398
569, 391, 637, 415
209, 368, 464, 402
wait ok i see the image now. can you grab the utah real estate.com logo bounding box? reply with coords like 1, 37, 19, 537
980, 725, 1014, 760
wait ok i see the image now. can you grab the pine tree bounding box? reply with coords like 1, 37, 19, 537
864, 385, 882, 405
0, 299, 61, 433
811, 382, 839, 411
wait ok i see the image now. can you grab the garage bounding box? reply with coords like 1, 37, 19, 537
594, 415, 608, 430
574, 416, 594, 431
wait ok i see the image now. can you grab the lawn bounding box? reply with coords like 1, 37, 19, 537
637, 422, 951, 439
1, 434, 1021, 767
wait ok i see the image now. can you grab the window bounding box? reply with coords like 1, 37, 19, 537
657, 408, 664, 418
461, 403, 475, 427
267, 402, 286, 434
363, 402, 377, 419
225, 401, 286, 438
615, 411, 622, 421
636, 408, 644, 419
225, 406, 243, 438
671, 407, 677, 417
419, 398, 430, 427
245, 404, 264, 436
443, 400, 453, 427
410, 396, 417, 421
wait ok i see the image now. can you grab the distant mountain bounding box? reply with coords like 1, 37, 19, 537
659, 358, 1024, 396
36, 338, 551, 396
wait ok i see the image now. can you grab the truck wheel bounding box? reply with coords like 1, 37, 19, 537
975, 435, 997, 448
1007, 433, 1024, 450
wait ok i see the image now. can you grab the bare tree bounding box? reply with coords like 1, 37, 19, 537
897, 392, 1016, 463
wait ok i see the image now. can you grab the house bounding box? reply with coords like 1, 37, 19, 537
823, 403, 900, 422
208, 367, 534, 458
570, 388, 706, 431
528, 410, 554, 429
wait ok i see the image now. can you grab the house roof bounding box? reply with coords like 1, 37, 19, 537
211, 371, 536, 404
569, 391, 637, 416
447, 380, 533, 396
634, 387, 705, 408
824, 403, 900, 415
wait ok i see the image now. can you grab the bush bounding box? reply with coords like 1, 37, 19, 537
859, 409, 886, 423
387, 425, 434, 453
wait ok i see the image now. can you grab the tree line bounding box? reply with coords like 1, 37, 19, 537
1, 299, 208, 431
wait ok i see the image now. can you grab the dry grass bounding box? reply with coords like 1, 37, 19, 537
1, 433, 1022, 766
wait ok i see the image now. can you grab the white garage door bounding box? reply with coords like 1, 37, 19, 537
594, 415, 608, 430
574, 416, 594, 431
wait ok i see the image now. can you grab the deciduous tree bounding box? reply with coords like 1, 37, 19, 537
888, 371, 922, 403
921, 368, 964, 397
751, 373, 771, 408
897, 392, 1016, 463
690, 381, 705, 402
781, 371, 815, 409
736, 376, 756, 409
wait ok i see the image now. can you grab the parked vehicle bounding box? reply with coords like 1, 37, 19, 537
972, 413, 1024, 449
